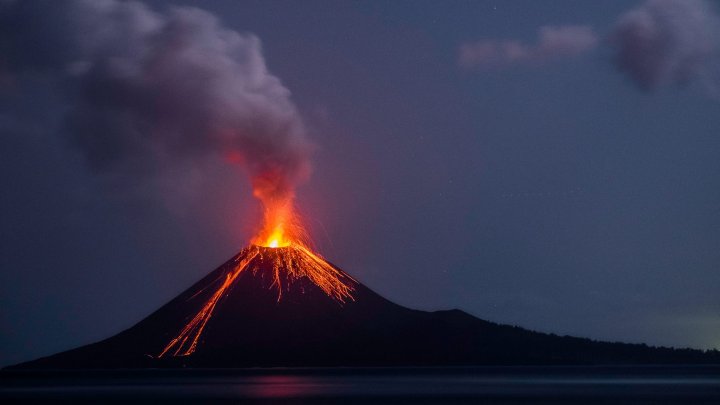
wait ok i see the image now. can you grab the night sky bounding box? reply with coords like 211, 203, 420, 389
2, 0, 719, 367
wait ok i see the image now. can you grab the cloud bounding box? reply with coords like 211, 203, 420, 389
609, 0, 720, 94
0, 0, 311, 204
459, 25, 599, 69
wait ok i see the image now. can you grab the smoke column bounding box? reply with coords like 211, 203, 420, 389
0, 0, 311, 221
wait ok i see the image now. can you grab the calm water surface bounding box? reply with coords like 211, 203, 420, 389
1, 366, 719, 404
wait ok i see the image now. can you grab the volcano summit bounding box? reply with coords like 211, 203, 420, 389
9, 244, 719, 369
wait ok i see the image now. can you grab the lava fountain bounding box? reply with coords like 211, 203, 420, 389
158, 178, 355, 358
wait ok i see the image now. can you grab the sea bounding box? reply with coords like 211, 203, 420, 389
1, 366, 719, 404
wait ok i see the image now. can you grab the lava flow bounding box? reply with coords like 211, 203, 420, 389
158, 196, 355, 358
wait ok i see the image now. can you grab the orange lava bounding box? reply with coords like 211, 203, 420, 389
259, 243, 355, 303
252, 197, 295, 248
158, 196, 355, 358
159, 251, 259, 357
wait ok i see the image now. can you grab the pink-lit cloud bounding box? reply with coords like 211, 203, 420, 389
459, 25, 599, 69
610, 0, 720, 95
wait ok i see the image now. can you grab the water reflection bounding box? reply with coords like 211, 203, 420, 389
1, 366, 719, 404
244, 375, 337, 398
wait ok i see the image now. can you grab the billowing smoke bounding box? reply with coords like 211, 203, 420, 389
609, 0, 720, 95
459, 25, 598, 69
0, 0, 311, 206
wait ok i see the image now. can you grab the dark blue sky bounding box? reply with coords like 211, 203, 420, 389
1, 0, 719, 366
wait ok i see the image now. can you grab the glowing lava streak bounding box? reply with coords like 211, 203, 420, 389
159, 251, 259, 357
259, 243, 355, 303
158, 199, 355, 358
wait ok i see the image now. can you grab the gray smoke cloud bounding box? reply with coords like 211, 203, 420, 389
0, 0, 311, 203
458, 0, 720, 98
459, 25, 599, 69
610, 0, 720, 95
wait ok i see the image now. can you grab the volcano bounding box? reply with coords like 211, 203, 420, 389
9, 245, 719, 369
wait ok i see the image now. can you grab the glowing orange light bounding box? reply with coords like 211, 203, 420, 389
251, 195, 296, 248
158, 192, 355, 358
159, 251, 258, 357
260, 224, 290, 248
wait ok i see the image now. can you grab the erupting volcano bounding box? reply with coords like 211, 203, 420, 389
157, 162, 359, 357
9, 167, 720, 369
159, 203, 356, 358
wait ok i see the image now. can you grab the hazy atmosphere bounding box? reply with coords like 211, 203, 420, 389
1, 0, 719, 367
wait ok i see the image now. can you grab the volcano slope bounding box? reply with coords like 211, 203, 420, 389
9, 246, 720, 369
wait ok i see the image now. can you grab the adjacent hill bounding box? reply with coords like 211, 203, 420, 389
8, 246, 719, 369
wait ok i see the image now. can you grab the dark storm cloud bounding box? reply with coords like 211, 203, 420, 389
610, 0, 720, 95
459, 25, 599, 69
0, 0, 311, 200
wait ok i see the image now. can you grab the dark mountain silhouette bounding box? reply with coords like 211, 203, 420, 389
8, 246, 720, 369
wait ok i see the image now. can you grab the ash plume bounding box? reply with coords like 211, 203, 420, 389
609, 0, 720, 95
459, 25, 598, 69
0, 0, 311, 203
